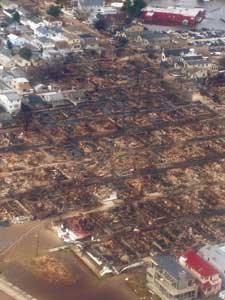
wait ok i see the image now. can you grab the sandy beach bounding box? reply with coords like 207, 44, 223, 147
0, 291, 14, 300
3, 251, 138, 300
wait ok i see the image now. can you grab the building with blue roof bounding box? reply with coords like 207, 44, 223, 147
146, 255, 198, 300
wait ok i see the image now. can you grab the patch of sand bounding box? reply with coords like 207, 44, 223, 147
23, 255, 78, 285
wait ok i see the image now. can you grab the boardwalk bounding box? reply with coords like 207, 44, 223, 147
0, 277, 38, 300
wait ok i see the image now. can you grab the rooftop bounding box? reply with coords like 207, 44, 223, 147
183, 55, 203, 61
153, 255, 191, 281
186, 59, 211, 65
62, 216, 91, 239
198, 244, 225, 274
181, 250, 218, 277
142, 6, 205, 18
79, 33, 95, 39
12, 77, 29, 83
164, 48, 190, 57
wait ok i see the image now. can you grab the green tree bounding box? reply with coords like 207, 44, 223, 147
6, 39, 13, 51
122, 0, 146, 18
19, 47, 32, 60
133, 0, 146, 16
116, 37, 128, 56
122, 0, 133, 18
12, 11, 20, 23
94, 14, 108, 31
47, 5, 62, 17
118, 36, 128, 48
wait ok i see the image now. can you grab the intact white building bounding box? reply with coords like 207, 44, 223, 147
198, 244, 225, 288
1, 0, 18, 10
7, 33, 27, 47
42, 49, 62, 61
12, 215, 32, 224
41, 91, 65, 106
0, 89, 21, 114
43, 17, 63, 29
20, 17, 43, 31
97, 6, 117, 15
89, 6, 117, 22
32, 37, 55, 50
57, 221, 90, 243
34, 26, 68, 42
57, 225, 79, 243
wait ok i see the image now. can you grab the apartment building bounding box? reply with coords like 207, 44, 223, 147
146, 255, 198, 300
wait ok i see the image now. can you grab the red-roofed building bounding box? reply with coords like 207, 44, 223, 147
57, 216, 91, 243
179, 250, 222, 297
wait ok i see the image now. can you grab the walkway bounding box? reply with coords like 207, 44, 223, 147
0, 277, 38, 300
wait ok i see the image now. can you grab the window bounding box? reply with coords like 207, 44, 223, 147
188, 280, 193, 286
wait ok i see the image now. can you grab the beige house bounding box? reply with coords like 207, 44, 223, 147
1, 0, 18, 10
0, 52, 14, 68
13, 55, 32, 68
146, 255, 198, 300
183, 59, 218, 72
188, 68, 208, 79
11, 77, 32, 95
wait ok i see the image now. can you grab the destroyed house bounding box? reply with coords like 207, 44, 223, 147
58, 217, 91, 243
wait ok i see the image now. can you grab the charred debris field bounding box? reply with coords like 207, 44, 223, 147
1, 55, 225, 270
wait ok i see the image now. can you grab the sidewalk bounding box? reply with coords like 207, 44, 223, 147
0, 277, 38, 300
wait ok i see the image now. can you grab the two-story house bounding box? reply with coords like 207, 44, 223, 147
183, 59, 218, 72
174, 54, 219, 79
146, 255, 198, 300
179, 250, 222, 297
0, 89, 21, 114
43, 16, 63, 29
198, 244, 225, 288
126, 30, 170, 48
161, 48, 191, 65
11, 77, 32, 95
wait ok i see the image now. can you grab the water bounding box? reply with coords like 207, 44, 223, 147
146, 0, 225, 30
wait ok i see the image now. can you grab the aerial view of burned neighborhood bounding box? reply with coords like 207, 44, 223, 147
0, 0, 225, 299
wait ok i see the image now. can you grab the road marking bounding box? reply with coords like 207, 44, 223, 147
0, 222, 41, 257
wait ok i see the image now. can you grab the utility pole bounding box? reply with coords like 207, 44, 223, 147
35, 231, 40, 257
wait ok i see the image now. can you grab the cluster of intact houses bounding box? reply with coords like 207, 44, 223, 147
147, 244, 225, 300
161, 47, 219, 80
0, 0, 221, 117
0, 0, 100, 116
